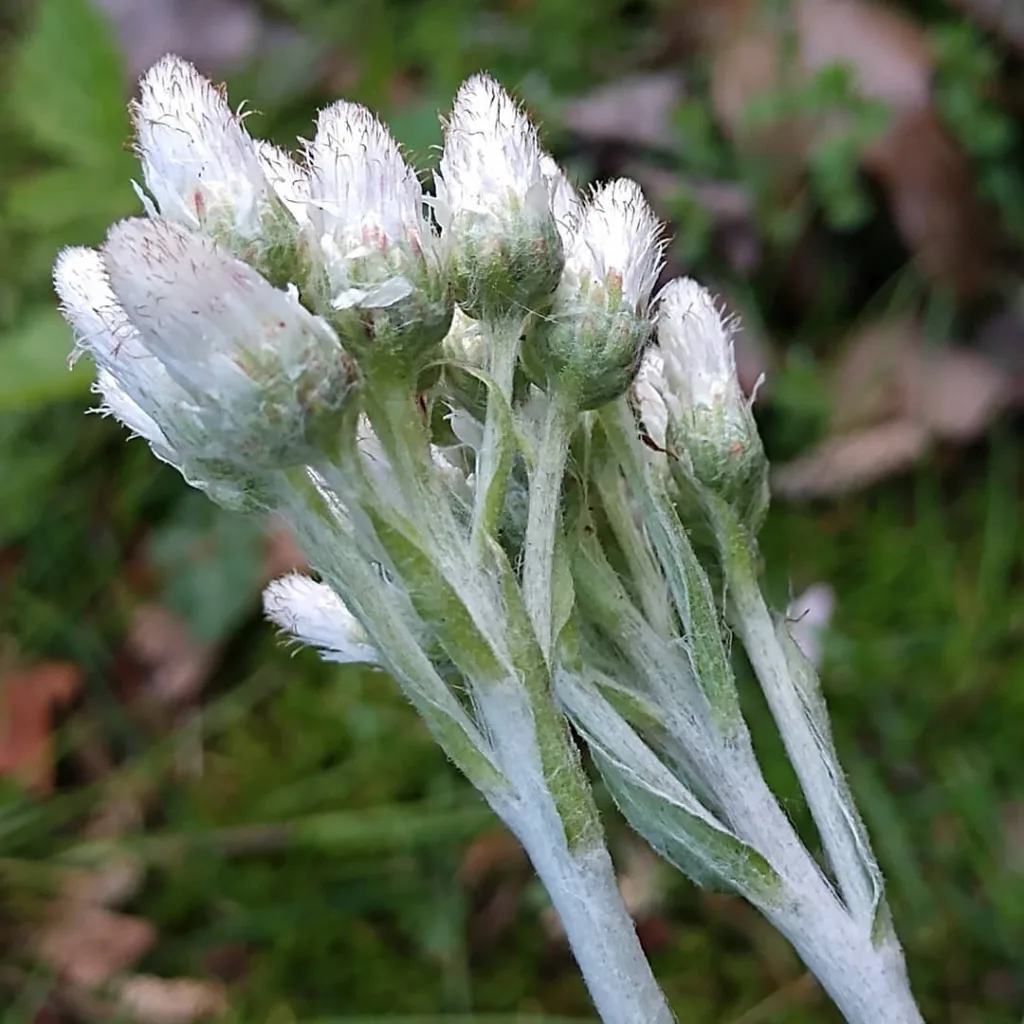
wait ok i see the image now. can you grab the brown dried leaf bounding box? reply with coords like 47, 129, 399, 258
126, 604, 216, 708
630, 167, 754, 223
113, 975, 228, 1024
976, 302, 1024, 403
829, 318, 920, 433
830, 317, 1010, 440
458, 829, 527, 888
772, 420, 930, 499
0, 662, 82, 793
710, 0, 932, 158
94, 0, 274, 79
702, 0, 997, 297
777, 321, 1009, 497
63, 856, 145, 911
35, 905, 155, 989
863, 110, 998, 300
712, 29, 799, 171
793, 0, 932, 111
904, 347, 1009, 441
616, 839, 667, 922
626, 164, 761, 275
563, 72, 685, 149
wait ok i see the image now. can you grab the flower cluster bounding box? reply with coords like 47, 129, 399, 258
55, 57, 676, 492
51, 58, 926, 1024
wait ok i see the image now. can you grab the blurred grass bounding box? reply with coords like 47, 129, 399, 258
1, 0, 1023, 1021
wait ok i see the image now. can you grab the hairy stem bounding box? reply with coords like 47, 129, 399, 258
592, 457, 674, 640
478, 683, 675, 1024
471, 316, 521, 552
723, 528, 879, 925
522, 388, 577, 661
594, 399, 922, 1022
715, 746, 924, 1024
337, 382, 676, 1023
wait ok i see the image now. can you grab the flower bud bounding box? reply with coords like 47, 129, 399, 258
99, 371, 255, 506
264, 574, 381, 665
131, 56, 303, 287
643, 278, 768, 525
59, 219, 355, 474
540, 153, 579, 246
92, 367, 180, 468
254, 141, 312, 227
56, 244, 194, 461
56, 245, 277, 510
633, 347, 670, 450
305, 101, 452, 368
440, 307, 489, 416
437, 75, 563, 319
524, 178, 664, 410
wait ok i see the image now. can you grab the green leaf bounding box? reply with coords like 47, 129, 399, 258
8, 162, 139, 234
386, 93, 445, 165
0, 415, 69, 542
598, 403, 743, 729
278, 466, 507, 796
9, 0, 130, 166
0, 307, 91, 410
559, 670, 782, 903
368, 509, 506, 685
147, 491, 267, 646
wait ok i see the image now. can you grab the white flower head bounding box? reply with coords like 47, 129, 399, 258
633, 346, 669, 451
653, 277, 767, 521
441, 307, 486, 366
657, 278, 744, 416
56, 245, 150, 370
55, 245, 191, 441
436, 74, 563, 317
523, 177, 665, 409
254, 140, 311, 226
308, 102, 429, 266
438, 74, 548, 221
55, 244, 276, 508
132, 56, 300, 279
93, 217, 354, 469
93, 367, 179, 466
540, 152, 579, 246
264, 574, 380, 665
304, 101, 451, 363
563, 178, 665, 315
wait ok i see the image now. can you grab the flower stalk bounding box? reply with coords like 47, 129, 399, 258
470, 314, 522, 552
521, 386, 578, 660
718, 507, 881, 925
